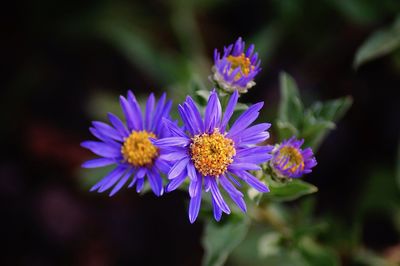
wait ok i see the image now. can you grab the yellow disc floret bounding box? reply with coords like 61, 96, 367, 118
190, 129, 236, 177
121, 130, 158, 167
277, 146, 305, 174
227, 53, 254, 80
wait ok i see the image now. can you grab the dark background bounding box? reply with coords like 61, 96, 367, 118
2, 0, 400, 265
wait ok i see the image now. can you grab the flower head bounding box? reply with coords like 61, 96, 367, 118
270, 137, 317, 178
153, 90, 272, 223
81, 91, 172, 196
212, 37, 261, 93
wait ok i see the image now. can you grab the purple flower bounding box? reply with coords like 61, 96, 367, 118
153, 90, 272, 223
81, 91, 172, 196
270, 137, 317, 178
212, 37, 261, 93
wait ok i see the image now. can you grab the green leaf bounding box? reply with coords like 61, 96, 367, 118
354, 14, 400, 68
195, 90, 211, 102
266, 179, 318, 202
277, 72, 304, 129
297, 237, 340, 266
276, 120, 300, 140
302, 96, 352, 150
309, 96, 353, 122
202, 216, 250, 266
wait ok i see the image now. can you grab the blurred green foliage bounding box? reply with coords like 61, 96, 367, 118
277, 72, 352, 151
65, 1, 400, 265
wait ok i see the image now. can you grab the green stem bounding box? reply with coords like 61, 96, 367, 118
252, 204, 291, 238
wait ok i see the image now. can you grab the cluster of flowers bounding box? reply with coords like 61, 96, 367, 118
82, 38, 317, 223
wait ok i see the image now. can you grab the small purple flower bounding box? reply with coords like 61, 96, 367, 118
270, 137, 317, 178
212, 37, 261, 93
153, 90, 272, 223
81, 91, 172, 196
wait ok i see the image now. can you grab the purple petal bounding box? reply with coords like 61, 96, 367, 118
82, 158, 115, 168
120, 96, 140, 131
166, 170, 187, 192
228, 102, 264, 137
228, 163, 261, 171
97, 166, 127, 193
155, 99, 172, 134
147, 168, 163, 196
187, 162, 198, 181
204, 91, 222, 132
129, 168, 146, 188
227, 173, 242, 187
184, 97, 204, 134
220, 175, 246, 212
189, 178, 202, 223
154, 158, 172, 173
178, 104, 196, 135
238, 132, 270, 146
153, 137, 190, 147
109, 169, 133, 196
108, 112, 129, 137
235, 147, 272, 164
145, 93, 155, 131
210, 178, 230, 214
168, 157, 190, 179
236, 146, 273, 157
189, 179, 198, 197
92, 121, 123, 142
246, 44, 255, 57
230, 123, 271, 140
162, 118, 187, 138
151, 93, 166, 132
233, 170, 269, 193
90, 166, 119, 192
127, 91, 144, 129
136, 178, 145, 192
211, 197, 222, 221
221, 90, 239, 132
203, 175, 211, 192
81, 141, 121, 158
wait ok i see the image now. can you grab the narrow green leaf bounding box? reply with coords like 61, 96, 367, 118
278, 72, 304, 127
196, 90, 211, 102
298, 237, 340, 266
267, 179, 318, 202
354, 14, 400, 68
310, 96, 353, 122
202, 216, 250, 266
302, 96, 352, 150
276, 120, 299, 140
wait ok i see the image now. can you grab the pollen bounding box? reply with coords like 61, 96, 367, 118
277, 146, 305, 174
121, 130, 158, 167
190, 129, 236, 177
227, 53, 254, 80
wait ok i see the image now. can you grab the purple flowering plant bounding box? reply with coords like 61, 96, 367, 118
81, 37, 351, 265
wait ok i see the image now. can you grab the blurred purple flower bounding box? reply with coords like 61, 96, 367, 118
81, 91, 172, 196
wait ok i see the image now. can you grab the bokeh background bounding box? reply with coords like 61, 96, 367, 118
2, 0, 400, 265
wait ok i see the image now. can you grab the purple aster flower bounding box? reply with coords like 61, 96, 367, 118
81, 91, 172, 197
153, 90, 272, 223
212, 37, 261, 93
270, 137, 317, 178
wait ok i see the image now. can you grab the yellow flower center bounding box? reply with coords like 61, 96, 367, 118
190, 129, 236, 177
227, 53, 254, 80
277, 146, 304, 173
121, 130, 158, 167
